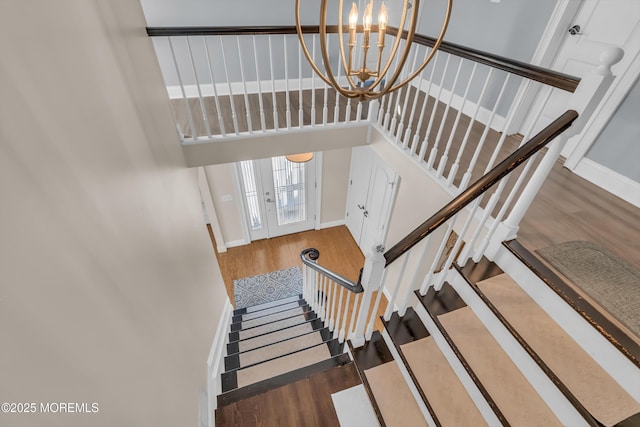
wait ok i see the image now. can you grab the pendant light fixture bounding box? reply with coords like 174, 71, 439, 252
295, 0, 452, 101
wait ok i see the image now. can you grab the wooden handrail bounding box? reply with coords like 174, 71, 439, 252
383, 109, 579, 267
145, 25, 579, 92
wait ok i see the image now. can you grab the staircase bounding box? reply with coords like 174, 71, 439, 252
213, 249, 640, 426
217, 295, 349, 405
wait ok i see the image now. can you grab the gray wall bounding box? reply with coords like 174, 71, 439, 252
586, 75, 640, 182
141, 0, 557, 100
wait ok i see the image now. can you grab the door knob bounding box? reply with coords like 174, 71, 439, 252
568, 24, 582, 35
266, 198, 275, 203
363, 210, 369, 217
357, 204, 365, 210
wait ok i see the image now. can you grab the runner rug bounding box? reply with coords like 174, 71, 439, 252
537, 240, 640, 337
233, 266, 302, 309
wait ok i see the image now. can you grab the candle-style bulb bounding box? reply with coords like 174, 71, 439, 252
378, 2, 388, 30
349, 3, 358, 30
363, 1, 373, 31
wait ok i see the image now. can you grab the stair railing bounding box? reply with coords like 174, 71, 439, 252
300, 47, 622, 346
146, 26, 622, 347
300, 248, 364, 343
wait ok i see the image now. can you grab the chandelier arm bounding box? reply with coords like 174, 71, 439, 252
364, 0, 411, 93
337, 0, 362, 91
318, 0, 361, 99
377, 0, 420, 91
387, 0, 452, 92
295, 0, 335, 88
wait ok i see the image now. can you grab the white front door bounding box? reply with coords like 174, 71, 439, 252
524, 0, 640, 158
238, 155, 317, 240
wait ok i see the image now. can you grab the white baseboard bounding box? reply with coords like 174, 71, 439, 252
225, 239, 249, 249
573, 158, 640, 209
207, 297, 233, 427
319, 219, 346, 229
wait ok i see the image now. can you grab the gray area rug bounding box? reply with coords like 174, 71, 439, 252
537, 241, 640, 337
233, 266, 302, 309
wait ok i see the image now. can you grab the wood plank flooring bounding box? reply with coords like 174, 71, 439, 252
215, 361, 361, 427
210, 225, 388, 332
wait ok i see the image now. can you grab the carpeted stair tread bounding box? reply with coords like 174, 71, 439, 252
235, 343, 334, 388
235, 322, 318, 352
239, 300, 303, 321
478, 273, 640, 427
237, 331, 327, 368
237, 306, 306, 329
238, 313, 312, 340
401, 336, 488, 426
439, 306, 562, 427
237, 294, 302, 315
364, 361, 429, 427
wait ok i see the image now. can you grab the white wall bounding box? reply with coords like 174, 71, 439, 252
0, 2, 226, 426
204, 164, 247, 245
321, 147, 352, 226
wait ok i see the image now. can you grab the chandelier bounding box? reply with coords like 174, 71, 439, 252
295, 0, 452, 101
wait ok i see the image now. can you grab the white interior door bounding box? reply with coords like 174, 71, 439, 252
346, 146, 399, 256
346, 146, 374, 244
238, 155, 317, 240
524, 0, 640, 158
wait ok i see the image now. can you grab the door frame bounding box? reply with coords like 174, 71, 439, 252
509, 0, 640, 171
236, 153, 321, 242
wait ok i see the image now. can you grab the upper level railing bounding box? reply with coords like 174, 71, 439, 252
147, 25, 621, 348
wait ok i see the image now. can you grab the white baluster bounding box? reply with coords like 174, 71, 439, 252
427, 57, 464, 169
436, 62, 478, 178
252, 35, 266, 132
339, 291, 352, 343
419, 53, 452, 161
268, 35, 279, 131
284, 35, 292, 130
411, 51, 440, 155
202, 37, 226, 136
186, 37, 212, 138
236, 36, 253, 133
328, 281, 337, 331
403, 46, 431, 149
311, 35, 317, 127
395, 46, 421, 144
397, 234, 432, 315
383, 251, 410, 321
460, 74, 518, 190
448, 67, 494, 187
333, 53, 342, 124
322, 35, 329, 125
219, 36, 239, 134
365, 269, 388, 340
334, 287, 345, 339
298, 38, 304, 128
168, 37, 197, 140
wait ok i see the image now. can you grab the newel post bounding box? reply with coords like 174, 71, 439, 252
495, 47, 624, 245
349, 244, 385, 347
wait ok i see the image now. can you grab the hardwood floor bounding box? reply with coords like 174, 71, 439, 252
215, 361, 362, 426
210, 225, 388, 332
518, 156, 640, 269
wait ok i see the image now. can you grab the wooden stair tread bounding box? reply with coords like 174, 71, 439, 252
236, 343, 335, 388
236, 306, 307, 329
401, 336, 488, 427
234, 321, 318, 353
238, 312, 314, 340
478, 273, 640, 426
365, 361, 429, 427
236, 330, 327, 368
439, 306, 562, 427
238, 300, 303, 321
